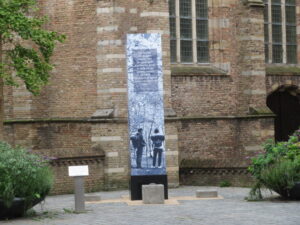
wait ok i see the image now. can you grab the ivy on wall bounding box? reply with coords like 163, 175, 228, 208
0, 0, 65, 95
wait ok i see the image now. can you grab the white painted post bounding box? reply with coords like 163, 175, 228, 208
68, 165, 89, 213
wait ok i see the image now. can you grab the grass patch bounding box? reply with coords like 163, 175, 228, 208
25, 209, 60, 221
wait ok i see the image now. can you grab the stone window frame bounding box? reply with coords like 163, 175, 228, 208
169, 0, 209, 65
264, 0, 298, 64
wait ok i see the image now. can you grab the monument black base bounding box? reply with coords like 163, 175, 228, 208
130, 175, 168, 200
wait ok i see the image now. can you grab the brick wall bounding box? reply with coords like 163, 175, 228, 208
51, 158, 105, 195
4, 0, 300, 192
3, 0, 179, 193
266, 74, 300, 95
178, 117, 274, 186
171, 0, 274, 185
178, 117, 273, 168
4, 121, 109, 194
172, 75, 236, 117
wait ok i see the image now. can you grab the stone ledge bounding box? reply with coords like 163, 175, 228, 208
243, 0, 264, 7
248, 106, 273, 115
3, 118, 128, 124
165, 108, 177, 117
91, 109, 114, 119
167, 114, 275, 121
266, 65, 300, 76
4, 114, 275, 124
171, 66, 227, 76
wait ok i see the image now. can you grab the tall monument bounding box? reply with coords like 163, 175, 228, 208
126, 33, 168, 200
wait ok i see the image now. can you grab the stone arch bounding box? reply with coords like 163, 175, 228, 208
267, 84, 300, 141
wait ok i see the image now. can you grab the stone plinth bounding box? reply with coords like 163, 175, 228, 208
142, 184, 165, 204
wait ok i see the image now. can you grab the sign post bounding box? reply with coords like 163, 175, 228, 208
126, 33, 168, 200
68, 165, 89, 212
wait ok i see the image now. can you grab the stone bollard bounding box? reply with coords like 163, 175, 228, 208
74, 177, 85, 213
68, 165, 89, 213
196, 190, 218, 198
142, 184, 165, 204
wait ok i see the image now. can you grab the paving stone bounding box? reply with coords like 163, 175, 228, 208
85, 194, 101, 202
196, 190, 218, 198
2, 186, 300, 225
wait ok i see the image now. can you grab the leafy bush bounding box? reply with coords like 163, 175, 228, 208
0, 142, 53, 207
219, 181, 231, 187
248, 130, 300, 200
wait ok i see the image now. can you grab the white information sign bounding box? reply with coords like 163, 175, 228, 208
68, 165, 89, 177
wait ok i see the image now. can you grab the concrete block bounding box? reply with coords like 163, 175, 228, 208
142, 184, 165, 204
85, 194, 101, 202
196, 190, 218, 198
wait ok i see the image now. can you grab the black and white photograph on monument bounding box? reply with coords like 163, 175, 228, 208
127, 33, 167, 176
130, 127, 166, 174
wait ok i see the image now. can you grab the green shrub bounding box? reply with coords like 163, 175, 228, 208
248, 129, 300, 200
219, 181, 231, 187
259, 159, 300, 198
0, 142, 53, 207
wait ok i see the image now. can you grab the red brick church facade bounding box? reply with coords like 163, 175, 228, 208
3, 0, 300, 193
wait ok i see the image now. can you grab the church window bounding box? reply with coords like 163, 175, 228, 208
169, 0, 209, 64
264, 0, 297, 64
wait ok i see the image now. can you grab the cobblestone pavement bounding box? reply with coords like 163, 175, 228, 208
2, 186, 300, 225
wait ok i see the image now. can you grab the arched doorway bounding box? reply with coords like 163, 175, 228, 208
267, 85, 300, 142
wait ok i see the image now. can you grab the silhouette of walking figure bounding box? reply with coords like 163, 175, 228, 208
130, 128, 146, 168
151, 128, 165, 168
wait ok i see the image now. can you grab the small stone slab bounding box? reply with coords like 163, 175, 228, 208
142, 184, 165, 204
164, 108, 177, 117
91, 109, 114, 118
196, 190, 218, 198
85, 194, 101, 202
